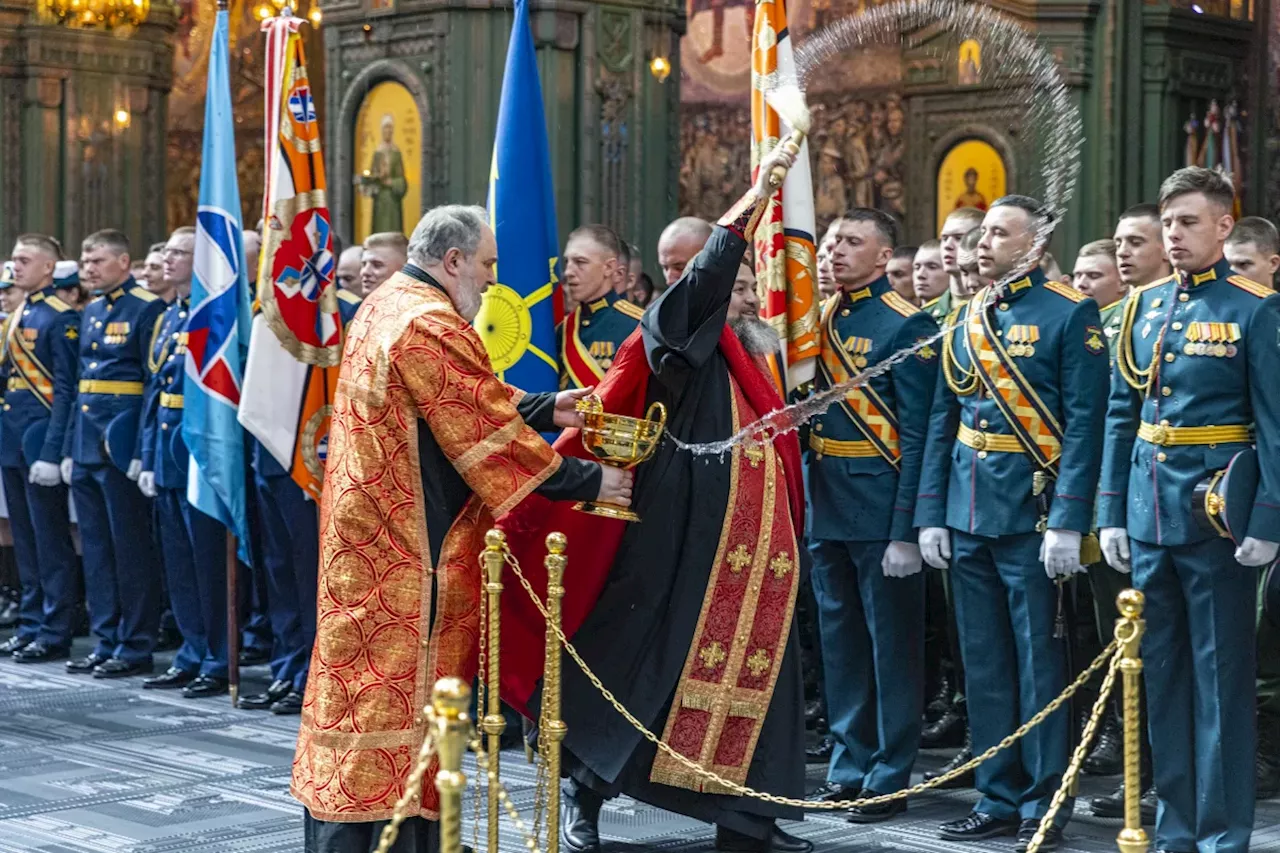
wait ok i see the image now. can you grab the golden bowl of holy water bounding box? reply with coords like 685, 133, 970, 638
572, 395, 667, 523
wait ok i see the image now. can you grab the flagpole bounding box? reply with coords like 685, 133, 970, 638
227, 530, 240, 706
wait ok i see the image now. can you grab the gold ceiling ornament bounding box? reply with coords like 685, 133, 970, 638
39, 0, 150, 33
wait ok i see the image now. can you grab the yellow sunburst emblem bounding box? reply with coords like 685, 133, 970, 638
475, 283, 533, 373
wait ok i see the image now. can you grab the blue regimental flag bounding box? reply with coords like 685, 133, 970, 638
474, 0, 561, 390
184, 6, 253, 564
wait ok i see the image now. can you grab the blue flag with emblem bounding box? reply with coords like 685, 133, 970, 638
183, 6, 253, 564
474, 0, 560, 390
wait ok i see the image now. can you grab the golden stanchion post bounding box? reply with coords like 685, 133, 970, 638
481, 530, 507, 853
1115, 589, 1149, 853
541, 533, 569, 853
434, 678, 472, 853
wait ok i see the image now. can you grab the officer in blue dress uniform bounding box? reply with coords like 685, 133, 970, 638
0, 234, 81, 663
917, 196, 1109, 851
558, 225, 643, 389
1099, 167, 1280, 853
803, 209, 938, 819
239, 286, 363, 714
63, 230, 166, 677
136, 227, 230, 699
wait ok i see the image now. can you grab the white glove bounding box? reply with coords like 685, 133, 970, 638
126, 458, 142, 481
882, 540, 923, 578
29, 461, 62, 487
138, 470, 157, 498
919, 527, 952, 570
1100, 527, 1131, 574
1041, 528, 1083, 579
1236, 537, 1280, 568
60, 457, 73, 484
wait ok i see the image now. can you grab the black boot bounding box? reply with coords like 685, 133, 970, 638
1082, 708, 1123, 776
925, 672, 954, 723
1089, 781, 1156, 824
804, 698, 826, 731
561, 780, 603, 853
923, 730, 974, 789
920, 706, 966, 749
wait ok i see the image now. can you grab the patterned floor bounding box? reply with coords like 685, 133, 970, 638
0, 641, 1277, 852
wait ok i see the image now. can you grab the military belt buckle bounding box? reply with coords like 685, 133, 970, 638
1151, 425, 1170, 446
971, 432, 988, 451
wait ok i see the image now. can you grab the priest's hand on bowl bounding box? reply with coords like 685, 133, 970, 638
597, 466, 634, 508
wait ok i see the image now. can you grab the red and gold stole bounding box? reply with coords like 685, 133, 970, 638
648, 376, 800, 792
560, 306, 606, 389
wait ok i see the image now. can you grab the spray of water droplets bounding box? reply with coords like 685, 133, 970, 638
671, 0, 1083, 460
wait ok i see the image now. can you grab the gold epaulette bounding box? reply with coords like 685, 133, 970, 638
613, 299, 644, 321
45, 295, 74, 313
1227, 274, 1274, 299
337, 289, 362, 305
1139, 273, 1177, 292
881, 290, 919, 318
1043, 280, 1084, 303
130, 285, 159, 302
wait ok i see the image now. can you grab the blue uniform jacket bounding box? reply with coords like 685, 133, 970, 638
915, 267, 1109, 537
64, 280, 166, 467
0, 286, 80, 468
806, 276, 938, 543
140, 297, 190, 490
1097, 257, 1280, 546
252, 287, 364, 479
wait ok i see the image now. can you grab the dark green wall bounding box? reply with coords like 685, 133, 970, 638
323, 0, 682, 265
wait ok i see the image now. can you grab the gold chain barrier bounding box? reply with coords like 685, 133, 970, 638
376, 532, 1149, 853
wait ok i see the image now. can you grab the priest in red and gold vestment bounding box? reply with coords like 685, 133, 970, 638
498, 146, 813, 853
290, 204, 632, 853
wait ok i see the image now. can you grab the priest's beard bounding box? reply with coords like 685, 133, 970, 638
730, 314, 779, 356
452, 273, 484, 323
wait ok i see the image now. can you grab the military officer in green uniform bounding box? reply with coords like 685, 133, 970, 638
1099, 167, 1280, 853
804, 209, 938, 818
917, 195, 1109, 851
559, 225, 643, 389
924, 207, 985, 323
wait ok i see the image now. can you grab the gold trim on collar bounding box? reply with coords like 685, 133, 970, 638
587, 297, 610, 312
842, 286, 873, 304
1191, 268, 1217, 286
1008, 277, 1032, 292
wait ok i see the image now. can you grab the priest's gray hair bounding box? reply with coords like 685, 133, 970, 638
407, 204, 490, 267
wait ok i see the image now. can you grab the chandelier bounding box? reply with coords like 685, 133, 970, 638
39, 0, 150, 32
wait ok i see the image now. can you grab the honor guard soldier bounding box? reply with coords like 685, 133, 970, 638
559, 225, 643, 388
925, 208, 986, 323
917, 196, 1110, 851
63, 230, 166, 677
240, 286, 362, 715
804, 209, 938, 818
0, 234, 81, 663
1099, 167, 1280, 853
136, 227, 229, 699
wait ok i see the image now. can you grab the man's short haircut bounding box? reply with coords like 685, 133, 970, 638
661, 216, 713, 245
991, 194, 1048, 220
959, 226, 983, 252
406, 206, 486, 266
148, 242, 167, 255
944, 207, 985, 231
1076, 239, 1118, 262
892, 245, 918, 262
82, 229, 130, 256
918, 238, 941, 252
169, 226, 196, 240
837, 207, 899, 249
1118, 202, 1161, 226
1227, 216, 1280, 256
568, 224, 624, 259
15, 233, 63, 260
365, 231, 410, 255
616, 239, 631, 268
1158, 166, 1235, 213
